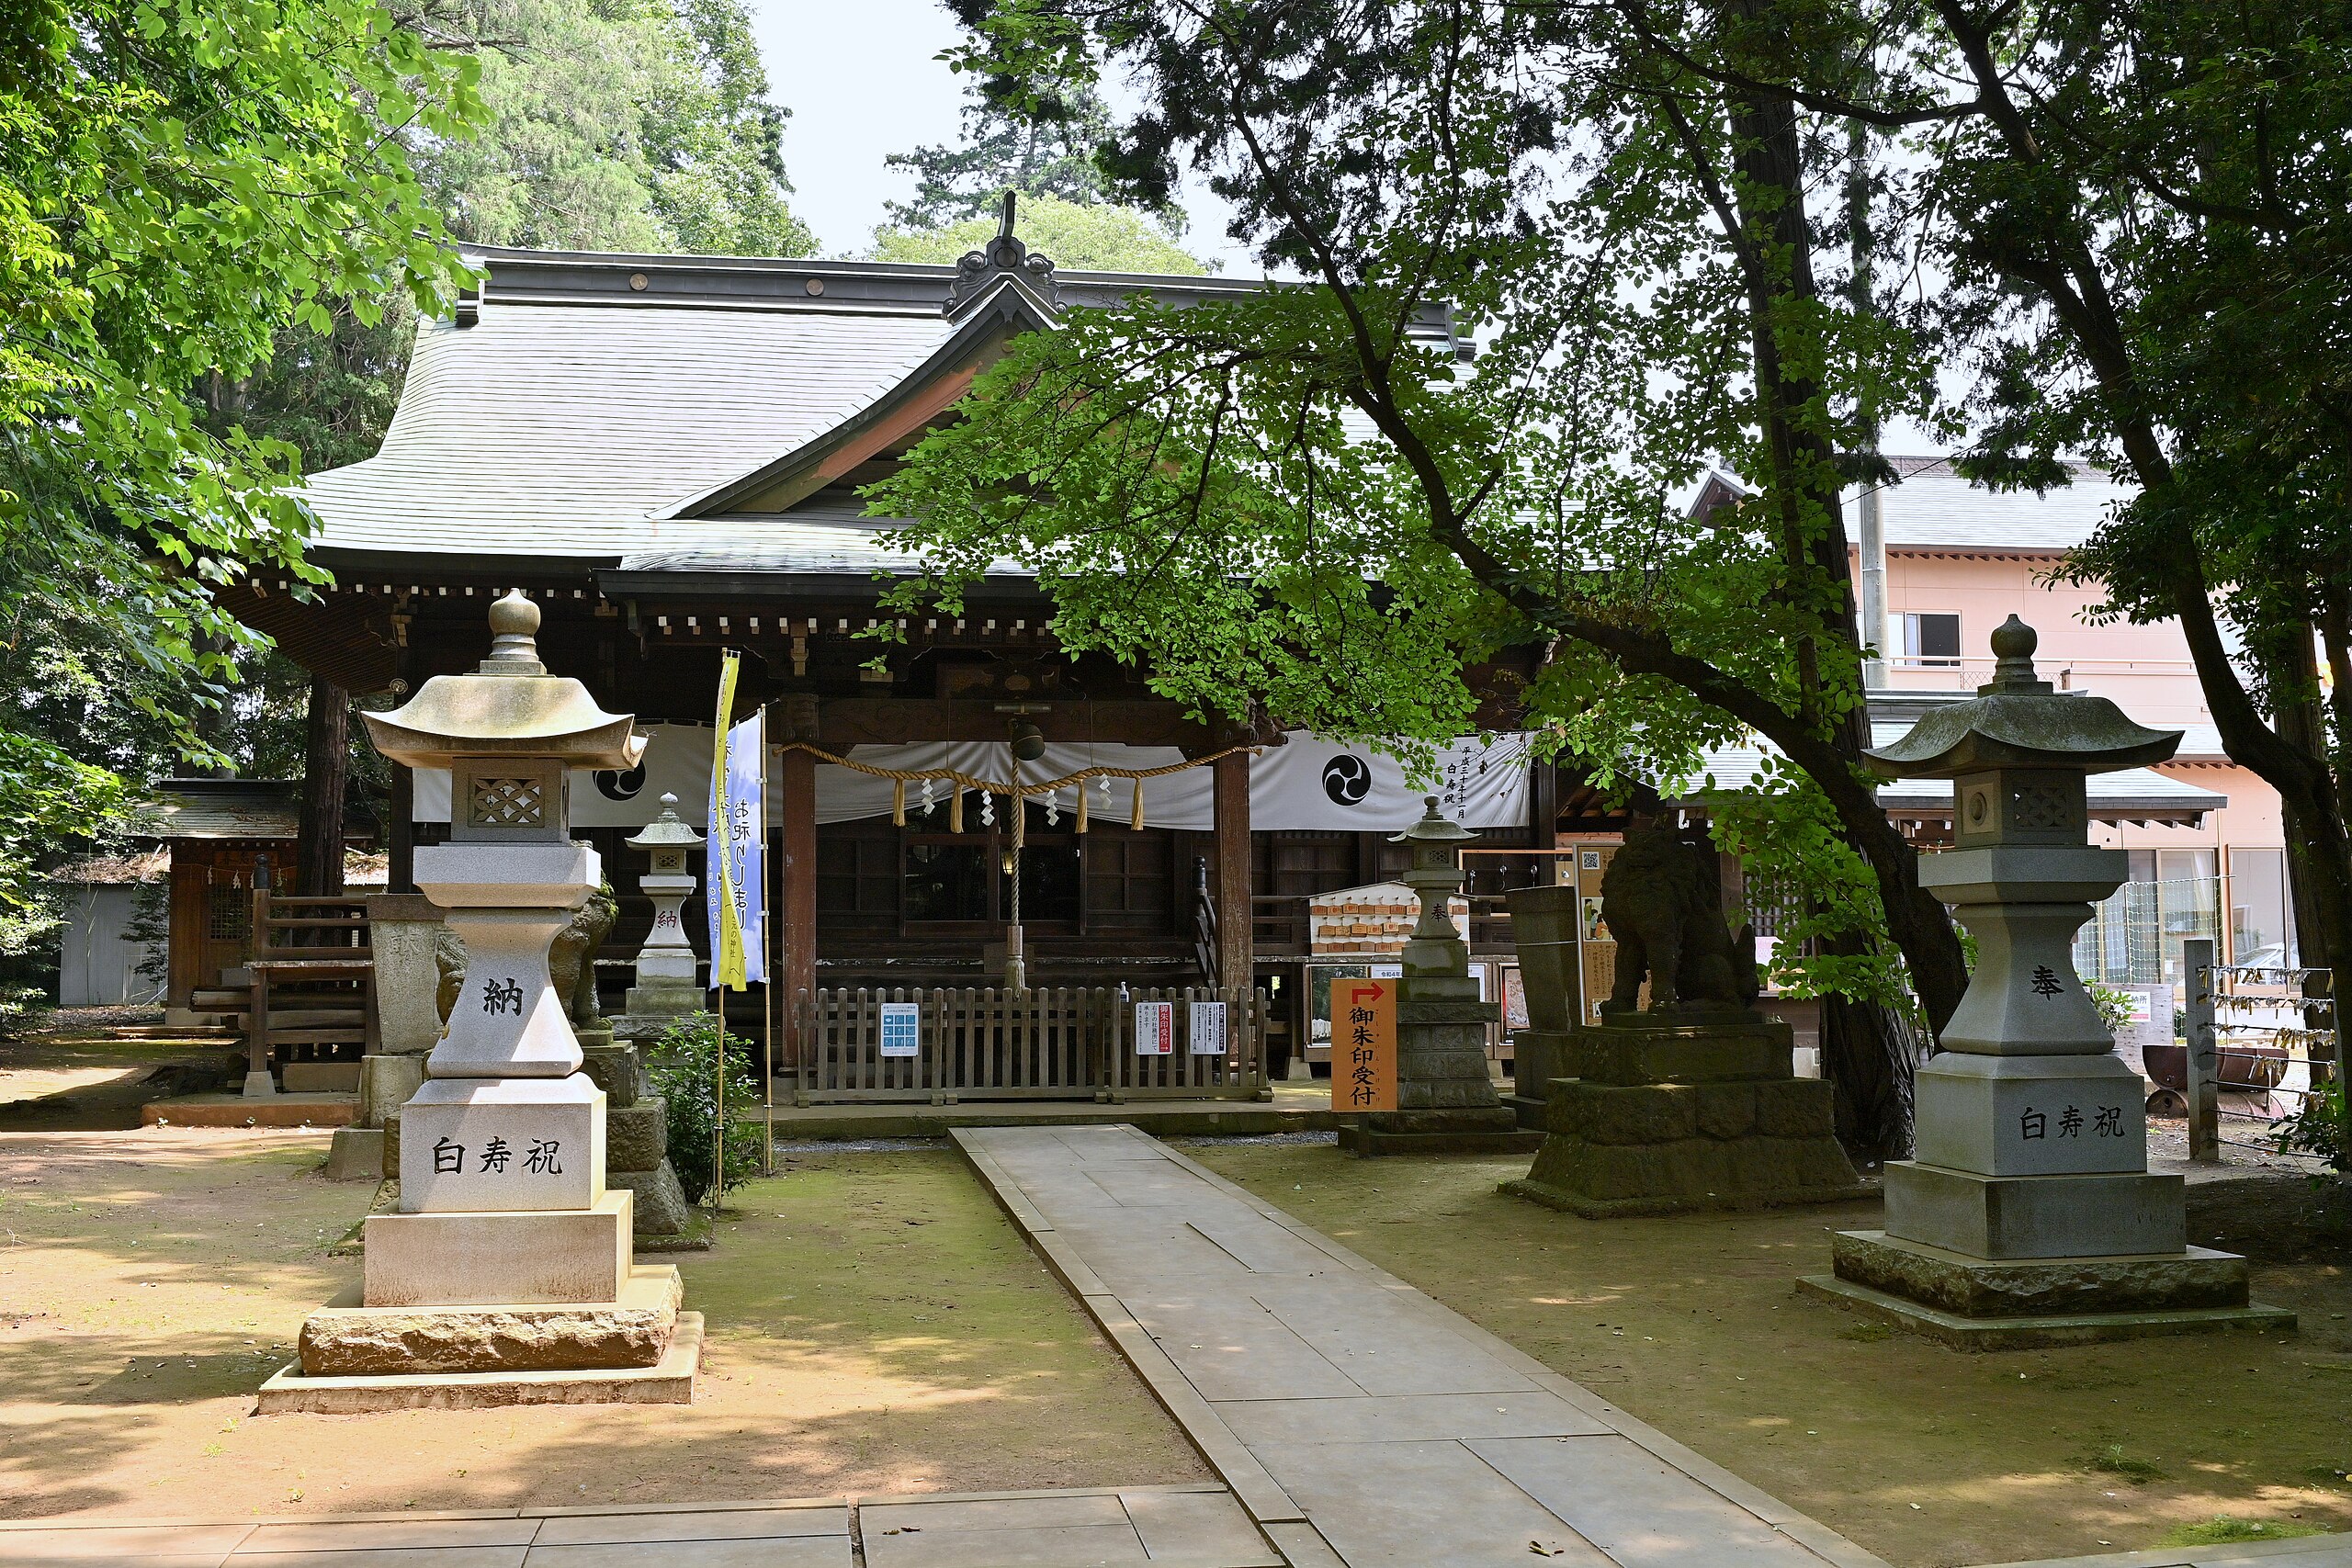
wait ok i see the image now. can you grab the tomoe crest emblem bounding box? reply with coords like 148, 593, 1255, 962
1321, 754, 1373, 806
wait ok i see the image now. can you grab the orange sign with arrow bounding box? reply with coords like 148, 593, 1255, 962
1332, 978, 1397, 1112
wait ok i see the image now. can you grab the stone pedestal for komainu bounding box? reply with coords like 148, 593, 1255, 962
1500, 811, 1865, 1214
262, 592, 701, 1412
1340, 798, 1544, 1156
1798, 615, 2294, 1348
1503, 1010, 1871, 1216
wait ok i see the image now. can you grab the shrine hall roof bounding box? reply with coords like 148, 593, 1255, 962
298, 244, 1460, 570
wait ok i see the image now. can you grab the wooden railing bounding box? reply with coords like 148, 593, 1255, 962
791, 985, 1269, 1104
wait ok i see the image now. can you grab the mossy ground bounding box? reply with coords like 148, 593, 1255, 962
0, 1125, 1204, 1520
1184, 1138, 2352, 1568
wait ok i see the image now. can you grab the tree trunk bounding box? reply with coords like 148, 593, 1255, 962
296, 675, 348, 897
1721, 62, 1951, 1145
2269, 632, 2352, 1066
1821, 990, 1910, 1159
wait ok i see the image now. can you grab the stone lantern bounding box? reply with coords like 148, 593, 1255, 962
1803, 616, 2292, 1345
263, 592, 701, 1410
622, 793, 706, 1031
1340, 797, 1543, 1156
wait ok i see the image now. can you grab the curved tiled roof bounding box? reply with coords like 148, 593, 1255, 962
302, 303, 955, 558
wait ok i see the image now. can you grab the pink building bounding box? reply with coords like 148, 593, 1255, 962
1856, 457, 2296, 979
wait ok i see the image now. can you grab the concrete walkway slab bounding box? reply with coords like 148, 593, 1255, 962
956, 1124, 1891, 1568
0, 1488, 1273, 1568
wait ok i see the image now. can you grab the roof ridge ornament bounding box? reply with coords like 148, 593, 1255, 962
945, 190, 1060, 319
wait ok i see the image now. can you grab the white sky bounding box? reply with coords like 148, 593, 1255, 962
746, 0, 1261, 271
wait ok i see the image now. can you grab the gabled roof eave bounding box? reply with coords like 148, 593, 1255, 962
661, 284, 1058, 522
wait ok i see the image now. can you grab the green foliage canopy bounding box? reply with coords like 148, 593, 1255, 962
0, 0, 482, 898
884, 78, 1123, 229
422, 0, 817, 256
876, 0, 1966, 1040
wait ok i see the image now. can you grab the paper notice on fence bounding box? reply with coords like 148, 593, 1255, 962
878, 1001, 920, 1058
1135, 1000, 1174, 1055
1188, 1000, 1227, 1056
1332, 977, 1397, 1112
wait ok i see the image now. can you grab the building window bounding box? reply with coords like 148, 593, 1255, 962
207, 885, 250, 942
904, 840, 989, 923
2228, 848, 2297, 968
1898, 611, 1962, 666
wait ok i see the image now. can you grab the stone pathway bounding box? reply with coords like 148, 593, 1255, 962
0, 1485, 1274, 1567
955, 1123, 1889, 1568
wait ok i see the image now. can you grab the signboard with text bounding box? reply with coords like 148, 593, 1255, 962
1331, 978, 1397, 1112
1188, 999, 1227, 1056
1135, 1000, 1175, 1055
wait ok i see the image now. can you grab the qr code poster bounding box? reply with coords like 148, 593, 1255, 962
878, 1001, 920, 1058
1134, 1000, 1174, 1055
1188, 999, 1228, 1055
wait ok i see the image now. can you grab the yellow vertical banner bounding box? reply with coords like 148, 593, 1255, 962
708, 650, 746, 992
1331, 977, 1397, 1111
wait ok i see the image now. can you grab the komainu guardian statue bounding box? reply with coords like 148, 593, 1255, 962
1599, 813, 1759, 1013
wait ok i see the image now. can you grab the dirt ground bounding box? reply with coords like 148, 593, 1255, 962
1185, 1138, 2352, 1568
0, 1032, 231, 1132
0, 1127, 1205, 1521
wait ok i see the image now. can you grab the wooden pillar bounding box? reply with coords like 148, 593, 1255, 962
778, 744, 818, 1070
294, 675, 348, 896
166, 847, 207, 1011
1213, 750, 1252, 991
388, 763, 415, 894
1531, 761, 1561, 885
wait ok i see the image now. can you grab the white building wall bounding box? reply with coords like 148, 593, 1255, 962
57, 884, 162, 1007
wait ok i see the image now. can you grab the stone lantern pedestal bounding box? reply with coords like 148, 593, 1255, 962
1800, 618, 2294, 1348
1340, 799, 1545, 1156
261, 594, 701, 1411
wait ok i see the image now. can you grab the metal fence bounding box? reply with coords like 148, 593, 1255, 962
2074, 876, 2226, 987
2179, 936, 2339, 1164
789, 985, 1269, 1104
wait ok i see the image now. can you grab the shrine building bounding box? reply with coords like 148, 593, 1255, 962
223, 222, 1565, 1085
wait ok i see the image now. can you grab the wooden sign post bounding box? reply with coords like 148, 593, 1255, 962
1331, 976, 1397, 1112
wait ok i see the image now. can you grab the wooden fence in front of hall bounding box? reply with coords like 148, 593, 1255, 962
789, 985, 1269, 1104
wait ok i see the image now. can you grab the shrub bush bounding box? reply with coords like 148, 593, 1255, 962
649, 1010, 762, 1206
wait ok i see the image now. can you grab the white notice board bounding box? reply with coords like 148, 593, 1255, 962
879, 1001, 921, 1058
1135, 1000, 1174, 1055
1188, 1000, 1228, 1056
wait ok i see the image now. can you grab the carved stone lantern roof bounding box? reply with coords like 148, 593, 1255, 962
1390, 795, 1478, 851
625, 793, 705, 852
1863, 615, 2179, 779
363, 592, 644, 771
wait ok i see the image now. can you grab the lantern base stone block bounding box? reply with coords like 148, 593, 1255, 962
1802, 1231, 2294, 1349
1339, 1106, 1542, 1157
259, 1312, 701, 1413
1910, 1052, 2149, 1175
399, 1075, 605, 1213
364, 1190, 633, 1306
300, 1265, 683, 1376
1500, 1014, 1870, 1217
1884, 1161, 2186, 1258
